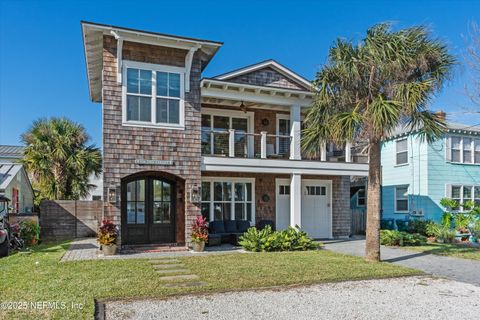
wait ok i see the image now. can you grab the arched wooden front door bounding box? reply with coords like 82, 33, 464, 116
121, 175, 176, 244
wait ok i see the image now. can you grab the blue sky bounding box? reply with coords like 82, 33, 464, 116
1, 0, 479, 147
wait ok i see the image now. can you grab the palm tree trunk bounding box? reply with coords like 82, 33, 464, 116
365, 140, 381, 262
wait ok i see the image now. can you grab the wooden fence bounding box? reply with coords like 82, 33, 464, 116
351, 209, 366, 235
39, 200, 102, 240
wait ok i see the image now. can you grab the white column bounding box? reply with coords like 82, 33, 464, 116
290, 173, 302, 228
229, 129, 235, 157
260, 131, 267, 159
290, 104, 301, 160
320, 141, 327, 161
345, 142, 352, 162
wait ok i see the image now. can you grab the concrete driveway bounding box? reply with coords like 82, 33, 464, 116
324, 238, 480, 286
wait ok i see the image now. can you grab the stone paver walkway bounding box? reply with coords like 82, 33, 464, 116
61, 238, 245, 262
148, 258, 206, 288
324, 237, 480, 286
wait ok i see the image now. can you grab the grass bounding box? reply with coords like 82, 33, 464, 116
402, 242, 480, 260
0, 241, 421, 320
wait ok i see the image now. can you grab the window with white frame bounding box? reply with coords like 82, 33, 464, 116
448, 185, 480, 210
448, 136, 480, 164
395, 138, 408, 165
395, 185, 409, 212
123, 61, 184, 128
201, 179, 254, 223
357, 189, 366, 206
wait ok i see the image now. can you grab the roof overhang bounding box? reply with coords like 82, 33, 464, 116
81, 21, 223, 102
201, 78, 314, 107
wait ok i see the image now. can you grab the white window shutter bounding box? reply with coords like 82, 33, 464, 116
445, 136, 452, 162
445, 184, 452, 198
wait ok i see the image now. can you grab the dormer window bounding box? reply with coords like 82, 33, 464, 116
122, 60, 185, 129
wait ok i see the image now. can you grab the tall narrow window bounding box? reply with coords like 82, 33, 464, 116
451, 137, 462, 162
201, 181, 211, 220
463, 138, 472, 164
126, 68, 152, 122
395, 139, 408, 165
234, 182, 253, 221
126, 180, 145, 224
395, 186, 409, 212
213, 182, 232, 221
156, 72, 181, 124
475, 139, 480, 164
451, 185, 462, 210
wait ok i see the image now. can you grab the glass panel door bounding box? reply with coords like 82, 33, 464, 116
232, 117, 248, 157
213, 116, 230, 155
278, 119, 290, 155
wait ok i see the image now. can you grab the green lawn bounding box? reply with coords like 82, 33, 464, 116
402, 243, 480, 260
0, 242, 421, 319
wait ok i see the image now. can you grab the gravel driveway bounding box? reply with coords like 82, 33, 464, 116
105, 276, 480, 320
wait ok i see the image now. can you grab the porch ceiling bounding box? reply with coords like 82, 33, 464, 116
201, 78, 314, 108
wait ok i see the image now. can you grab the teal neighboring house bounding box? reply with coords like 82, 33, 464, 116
380, 119, 480, 223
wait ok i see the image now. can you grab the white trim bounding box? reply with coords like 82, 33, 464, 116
201, 157, 369, 176
201, 108, 255, 157
394, 185, 409, 213
201, 79, 313, 107
275, 178, 291, 231
122, 60, 185, 129
201, 177, 256, 224
214, 60, 312, 90
395, 138, 409, 166
276, 114, 290, 155
185, 46, 200, 92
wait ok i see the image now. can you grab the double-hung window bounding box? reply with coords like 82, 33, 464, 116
123, 61, 184, 128
201, 179, 254, 223
395, 138, 408, 165
448, 185, 480, 210
448, 136, 480, 164
395, 185, 409, 213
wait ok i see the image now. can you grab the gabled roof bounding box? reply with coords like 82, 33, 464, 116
0, 145, 24, 159
214, 59, 312, 91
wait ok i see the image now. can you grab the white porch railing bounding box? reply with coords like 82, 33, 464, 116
201, 129, 365, 163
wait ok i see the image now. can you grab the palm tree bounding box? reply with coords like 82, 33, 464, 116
21, 117, 102, 201
302, 24, 455, 262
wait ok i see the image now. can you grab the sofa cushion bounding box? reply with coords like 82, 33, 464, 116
209, 221, 225, 234
224, 220, 238, 233
236, 220, 251, 233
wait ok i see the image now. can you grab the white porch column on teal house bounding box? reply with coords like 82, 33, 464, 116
290, 104, 301, 160
290, 173, 302, 228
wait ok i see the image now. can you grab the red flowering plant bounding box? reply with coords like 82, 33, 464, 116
97, 219, 119, 246
191, 216, 208, 243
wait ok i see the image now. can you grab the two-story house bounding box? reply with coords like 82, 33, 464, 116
81, 21, 368, 246
381, 119, 480, 222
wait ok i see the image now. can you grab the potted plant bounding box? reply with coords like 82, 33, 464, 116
191, 216, 208, 252
97, 219, 119, 256
19, 219, 40, 246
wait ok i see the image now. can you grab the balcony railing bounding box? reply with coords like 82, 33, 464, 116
201, 129, 367, 163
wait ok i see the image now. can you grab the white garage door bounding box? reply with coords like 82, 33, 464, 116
301, 180, 331, 239
275, 179, 332, 238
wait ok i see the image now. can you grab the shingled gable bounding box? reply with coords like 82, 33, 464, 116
213, 60, 312, 91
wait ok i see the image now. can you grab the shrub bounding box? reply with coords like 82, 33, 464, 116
19, 219, 40, 245
97, 219, 118, 246
191, 216, 208, 243
239, 225, 320, 252
380, 230, 426, 246
425, 223, 455, 243
408, 219, 432, 236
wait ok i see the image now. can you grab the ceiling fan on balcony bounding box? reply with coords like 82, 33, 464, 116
239, 101, 255, 113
